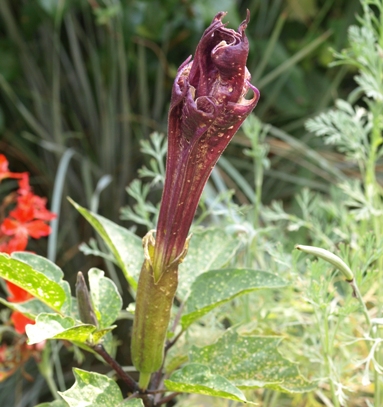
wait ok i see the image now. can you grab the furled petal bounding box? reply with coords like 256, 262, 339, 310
152, 11, 260, 278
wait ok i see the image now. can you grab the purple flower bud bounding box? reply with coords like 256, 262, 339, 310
153, 11, 260, 279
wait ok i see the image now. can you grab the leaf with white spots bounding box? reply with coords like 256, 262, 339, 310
0, 297, 52, 319
0, 253, 66, 312
190, 329, 315, 393
69, 199, 143, 289
177, 228, 241, 300
11, 252, 63, 281
59, 369, 143, 407
164, 363, 255, 404
26, 314, 96, 345
11, 252, 73, 316
88, 268, 122, 328
181, 269, 287, 329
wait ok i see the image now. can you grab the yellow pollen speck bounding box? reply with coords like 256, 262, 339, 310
228, 126, 233, 129
229, 88, 233, 92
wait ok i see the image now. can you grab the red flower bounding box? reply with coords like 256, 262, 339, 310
0, 156, 56, 336
0, 154, 24, 182
0, 173, 55, 253
6, 282, 34, 334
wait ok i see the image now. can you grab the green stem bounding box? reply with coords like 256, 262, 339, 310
38, 343, 59, 400
139, 372, 152, 391
322, 308, 341, 407
348, 279, 371, 328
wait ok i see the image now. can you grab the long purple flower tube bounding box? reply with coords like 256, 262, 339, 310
131, 11, 260, 390
152, 10, 260, 279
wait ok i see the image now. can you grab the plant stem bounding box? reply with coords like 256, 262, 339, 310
321, 307, 340, 407
138, 372, 152, 391
38, 343, 60, 400
347, 279, 371, 328
93, 344, 138, 393
157, 392, 180, 405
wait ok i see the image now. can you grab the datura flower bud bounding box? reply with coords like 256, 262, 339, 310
131, 11, 259, 390
152, 10, 260, 280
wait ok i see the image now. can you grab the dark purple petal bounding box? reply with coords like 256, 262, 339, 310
152, 11, 260, 279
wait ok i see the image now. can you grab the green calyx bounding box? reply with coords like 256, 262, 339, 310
131, 231, 189, 390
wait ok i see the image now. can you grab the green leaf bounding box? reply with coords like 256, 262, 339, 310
177, 228, 241, 300
0, 297, 52, 319
11, 252, 73, 316
190, 329, 315, 393
35, 400, 69, 407
26, 314, 96, 345
59, 368, 142, 407
181, 269, 287, 329
164, 364, 254, 404
88, 268, 122, 328
12, 252, 63, 281
0, 253, 66, 312
69, 199, 143, 289
91, 327, 116, 344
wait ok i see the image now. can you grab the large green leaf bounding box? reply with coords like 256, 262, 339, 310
88, 268, 122, 328
0, 253, 66, 312
11, 252, 73, 316
181, 268, 287, 329
59, 369, 143, 407
26, 314, 96, 345
164, 363, 255, 404
177, 228, 241, 300
11, 252, 63, 281
69, 199, 143, 289
190, 329, 315, 393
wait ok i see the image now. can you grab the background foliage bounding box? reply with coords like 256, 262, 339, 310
0, 0, 361, 270
2, 0, 382, 406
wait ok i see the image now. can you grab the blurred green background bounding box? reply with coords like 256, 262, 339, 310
0, 0, 360, 271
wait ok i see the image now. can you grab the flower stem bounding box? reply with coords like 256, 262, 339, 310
138, 372, 152, 391
93, 344, 137, 393
321, 307, 341, 407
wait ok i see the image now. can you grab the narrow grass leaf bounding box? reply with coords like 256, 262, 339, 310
181, 269, 287, 329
